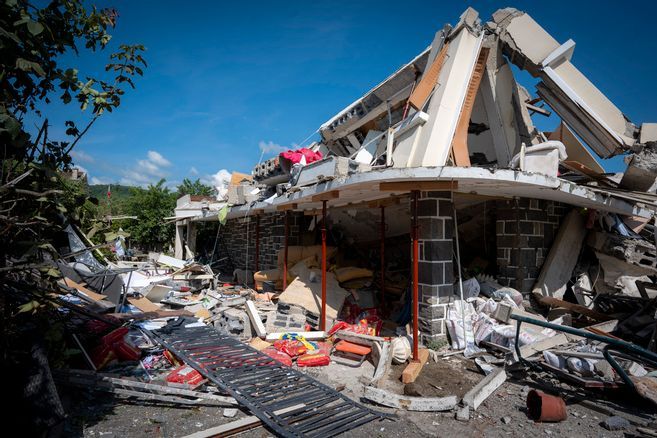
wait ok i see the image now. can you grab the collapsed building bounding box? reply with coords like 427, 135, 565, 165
40, 6, 657, 436
176, 7, 657, 346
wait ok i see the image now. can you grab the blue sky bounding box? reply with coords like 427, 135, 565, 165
44, 1, 657, 187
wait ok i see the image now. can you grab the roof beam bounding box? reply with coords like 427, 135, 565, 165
379, 181, 458, 191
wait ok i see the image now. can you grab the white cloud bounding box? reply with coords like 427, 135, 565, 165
120, 150, 172, 186
202, 169, 231, 200
190, 166, 199, 175
259, 140, 289, 156
71, 150, 94, 163
147, 150, 172, 167
91, 176, 112, 185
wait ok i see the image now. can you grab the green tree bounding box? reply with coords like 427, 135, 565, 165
177, 178, 215, 197
126, 179, 176, 251
0, 3, 146, 429
1, 0, 146, 269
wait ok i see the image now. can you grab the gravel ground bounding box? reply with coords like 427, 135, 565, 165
60, 356, 657, 438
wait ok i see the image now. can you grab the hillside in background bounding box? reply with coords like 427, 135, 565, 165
88, 184, 135, 216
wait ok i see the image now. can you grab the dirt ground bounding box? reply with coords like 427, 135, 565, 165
60, 355, 657, 437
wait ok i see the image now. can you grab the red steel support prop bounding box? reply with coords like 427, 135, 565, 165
254, 214, 260, 273
321, 200, 327, 331
411, 190, 420, 361
380, 205, 386, 310
283, 210, 289, 290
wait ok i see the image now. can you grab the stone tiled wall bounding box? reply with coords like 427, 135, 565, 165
218, 212, 302, 272
416, 191, 454, 343
496, 199, 569, 294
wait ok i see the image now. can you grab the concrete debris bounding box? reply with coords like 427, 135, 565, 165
30, 6, 657, 438
601, 416, 631, 431
362, 386, 458, 411
463, 368, 507, 411
456, 405, 470, 422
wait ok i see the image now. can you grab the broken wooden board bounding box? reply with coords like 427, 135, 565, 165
277, 267, 349, 320
401, 348, 430, 384
128, 296, 161, 313
533, 293, 612, 322
362, 386, 457, 411
182, 404, 305, 438
245, 300, 267, 337
532, 209, 587, 299
451, 47, 489, 167
462, 367, 507, 411
408, 43, 450, 111
61, 277, 107, 301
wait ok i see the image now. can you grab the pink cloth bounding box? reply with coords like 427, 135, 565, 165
279, 148, 323, 165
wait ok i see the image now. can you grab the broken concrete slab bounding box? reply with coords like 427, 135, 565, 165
462, 367, 507, 411
362, 386, 457, 411
456, 405, 470, 422
245, 300, 267, 337
533, 209, 587, 299
369, 341, 392, 388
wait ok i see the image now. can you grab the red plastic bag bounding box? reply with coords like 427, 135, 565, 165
113, 340, 141, 361
297, 353, 330, 367
273, 340, 307, 357
166, 365, 204, 385
91, 344, 116, 370
262, 347, 293, 366
102, 327, 129, 346
327, 320, 370, 336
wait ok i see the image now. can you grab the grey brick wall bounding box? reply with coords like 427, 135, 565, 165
218, 211, 303, 272
496, 199, 568, 294
416, 191, 454, 343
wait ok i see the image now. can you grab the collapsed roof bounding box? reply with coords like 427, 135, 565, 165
189, 6, 657, 223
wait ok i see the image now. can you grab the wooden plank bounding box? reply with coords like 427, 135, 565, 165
245, 300, 267, 337
61, 277, 107, 301
362, 386, 457, 411
128, 297, 161, 313
401, 348, 430, 384
183, 404, 305, 438
533, 293, 612, 322
276, 203, 297, 211
451, 47, 489, 167
54, 369, 237, 405
408, 43, 450, 111
311, 190, 339, 202
462, 367, 507, 411
378, 181, 457, 192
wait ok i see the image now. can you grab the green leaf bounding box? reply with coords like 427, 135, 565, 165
26, 20, 44, 36
15, 58, 45, 77
17, 300, 41, 314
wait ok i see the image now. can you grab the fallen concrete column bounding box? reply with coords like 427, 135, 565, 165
532, 209, 587, 299
462, 367, 507, 411
362, 386, 457, 411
